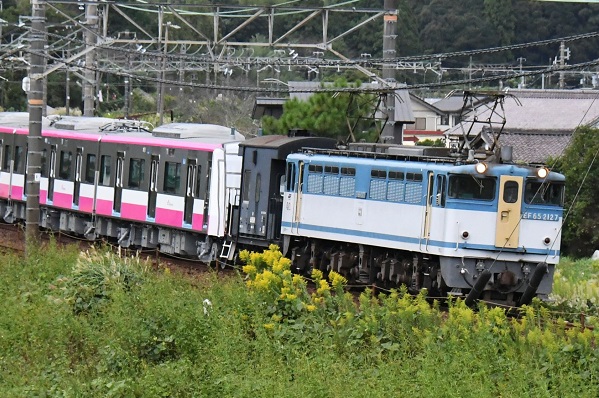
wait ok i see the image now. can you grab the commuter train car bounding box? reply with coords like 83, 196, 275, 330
0, 113, 244, 261
233, 140, 565, 306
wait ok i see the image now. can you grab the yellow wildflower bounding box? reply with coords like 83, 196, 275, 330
306, 304, 317, 312
329, 271, 347, 290
264, 323, 274, 331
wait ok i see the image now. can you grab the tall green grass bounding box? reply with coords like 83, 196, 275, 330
551, 257, 599, 313
0, 243, 597, 397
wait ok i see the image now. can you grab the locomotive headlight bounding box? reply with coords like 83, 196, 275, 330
543, 237, 551, 246
475, 162, 488, 174
461, 231, 470, 240
536, 167, 549, 179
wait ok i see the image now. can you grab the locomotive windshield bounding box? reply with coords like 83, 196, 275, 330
524, 181, 564, 206
448, 174, 496, 200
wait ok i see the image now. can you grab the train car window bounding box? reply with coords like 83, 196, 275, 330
194, 166, 202, 197
406, 172, 423, 182
286, 163, 296, 192
163, 162, 181, 194
309, 164, 323, 173
371, 169, 387, 179
341, 167, 356, 176
448, 175, 496, 200
436, 175, 447, 207
41, 149, 48, 177
503, 181, 519, 204
325, 165, 339, 174
59, 151, 72, 180
14, 146, 24, 173
242, 170, 251, 201
85, 154, 96, 183
128, 158, 146, 189
389, 171, 404, 180
524, 181, 564, 206
99, 155, 111, 186
3, 145, 11, 171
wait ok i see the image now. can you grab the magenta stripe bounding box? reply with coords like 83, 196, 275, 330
40, 190, 47, 204
192, 214, 205, 230
0, 127, 27, 135
0, 183, 8, 198
53, 192, 73, 208
156, 207, 183, 227
121, 202, 148, 221
11, 186, 23, 200
79, 196, 94, 213
96, 199, 113, 216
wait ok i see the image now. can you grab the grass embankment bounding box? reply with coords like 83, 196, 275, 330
0, 242, 597, 397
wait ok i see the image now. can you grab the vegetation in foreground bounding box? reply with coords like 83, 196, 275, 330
0, 243, 598, 397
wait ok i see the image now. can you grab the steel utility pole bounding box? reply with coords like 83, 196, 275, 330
26, 0, 46, 251
381, 0, 399, 143
83, 0, 97, 116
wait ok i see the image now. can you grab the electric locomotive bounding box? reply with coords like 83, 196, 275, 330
232, 140, 564, 306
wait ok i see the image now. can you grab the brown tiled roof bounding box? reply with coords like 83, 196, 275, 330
446, 89, 599, 137
498, 129, 572, 164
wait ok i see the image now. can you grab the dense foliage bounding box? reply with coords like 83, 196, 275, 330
1, 243, 598, 396
551, 126, 599, 258
261, 79, 379, 141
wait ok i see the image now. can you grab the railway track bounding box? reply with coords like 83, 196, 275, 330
0, 222, 237, 281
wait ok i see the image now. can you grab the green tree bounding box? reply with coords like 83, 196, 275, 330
261, 79, 378, 142
552, 126, 599, 258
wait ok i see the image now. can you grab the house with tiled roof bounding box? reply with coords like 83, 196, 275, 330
445, 89, 599, 163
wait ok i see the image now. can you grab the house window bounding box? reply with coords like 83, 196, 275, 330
415, 118, 426, 130
440, 115, 450, 125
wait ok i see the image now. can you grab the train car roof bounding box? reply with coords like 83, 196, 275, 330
152, 123, 245, 143
0, 113, 243, 151
239, 135, 337, 158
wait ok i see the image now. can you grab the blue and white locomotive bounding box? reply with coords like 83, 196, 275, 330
234, 138, 564, 306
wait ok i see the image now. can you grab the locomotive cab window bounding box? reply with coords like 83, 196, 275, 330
448, 174, 496, 200
503, 181, 519, 203
525, 181, 564, 206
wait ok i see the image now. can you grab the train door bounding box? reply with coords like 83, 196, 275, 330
48, 145, 57, 201
203, 159, 212, 226
113, 152, 124, 213
292, 161, 304, 232
73, 148, 82, 206
495, 175, 523, 248
422, 171, 434, 240
147, 155, 159, 218
184, 160, 199, 225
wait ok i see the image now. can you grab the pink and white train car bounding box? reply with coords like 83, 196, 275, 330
0, 114, 243, 259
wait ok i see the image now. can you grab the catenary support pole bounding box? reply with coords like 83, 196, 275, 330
381, 0, 399, 144
26, 0, 46, 253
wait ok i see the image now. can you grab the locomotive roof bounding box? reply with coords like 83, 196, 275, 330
289, 151, 565, 181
